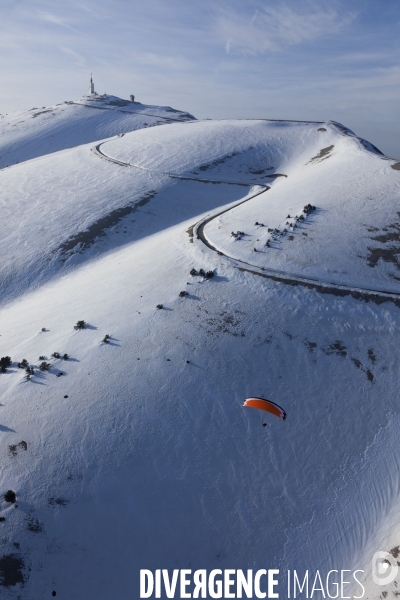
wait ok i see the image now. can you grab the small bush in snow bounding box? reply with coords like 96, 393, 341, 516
205, 271, 214, 279
0, 356, 12, 373
303, 203, 316, 215
18, 359, 29, 369
39, 362, 51, 372
199, 269, 205, 277
52, 352, 60, 359
103, 335, 111, 343
63, 353, 69, 360
25, 367, 34, 380
39, 355, 46, 361
4, 490, 16, 503
74, 320, 86, 330
179, 291, 188, 297
190, 268, 197, 276
156, 304, 163, 310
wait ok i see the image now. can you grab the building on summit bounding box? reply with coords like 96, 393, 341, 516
87, 74, 136, 103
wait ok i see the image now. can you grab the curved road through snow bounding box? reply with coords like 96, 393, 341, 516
93, 134, 400, 308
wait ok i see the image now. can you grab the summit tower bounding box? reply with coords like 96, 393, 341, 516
89, 74, 95, 96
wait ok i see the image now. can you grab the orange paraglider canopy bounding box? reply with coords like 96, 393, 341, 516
243, 397, 286, 420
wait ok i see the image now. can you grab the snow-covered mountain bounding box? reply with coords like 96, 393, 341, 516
0, 97, 400, 599
0, 94, 194, 169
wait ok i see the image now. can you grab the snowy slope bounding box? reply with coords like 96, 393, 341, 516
0, 94, 194, 169
0, 113, 400, 599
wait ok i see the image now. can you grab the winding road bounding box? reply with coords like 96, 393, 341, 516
92, 133, 400, 308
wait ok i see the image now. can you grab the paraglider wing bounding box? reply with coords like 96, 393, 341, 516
243, 397, 286, 420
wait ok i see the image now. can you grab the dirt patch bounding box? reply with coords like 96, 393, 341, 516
192, 151, 241, 173
390, 546, 400, 558
248, 167, 274, 175
204, 312, 245, 337
324, 340, 347, 357
0, 554, 25, 587
307, 145, 334, 164
365, 213, 400, 271
304, 339, 317, 353
366, 369, 374, 382
48, 497, 69, 507
391, 163, 400, 171
367, 247, 400, 270
8, 441, 27, 457
317, 128, 327, 132
283, 331, 295, 339
55, 191, 156, 259
26, 517, 43, 533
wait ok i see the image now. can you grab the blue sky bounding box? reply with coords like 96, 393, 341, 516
1, 0, 399, 157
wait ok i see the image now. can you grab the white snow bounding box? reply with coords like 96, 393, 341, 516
0, 96, 399, 599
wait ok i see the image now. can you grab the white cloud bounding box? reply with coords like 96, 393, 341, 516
41, 13, 66, 26
218, 4, 355, 55
129, 52, 191, 70
60, 46, 86, 67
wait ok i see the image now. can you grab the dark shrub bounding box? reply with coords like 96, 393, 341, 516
39, 362, 50, 371
51, 352, 60, 359
0, 356, 12, 373
4, 490, 16, 503
74, 320, 86, 330
199, 268, 205, 277
103, 335, 111, 343
190, 268, 197, 276
179, 291, 188, 297
156, 304, 163, 310
63, 354, 69, 360
205, 271, 214, 279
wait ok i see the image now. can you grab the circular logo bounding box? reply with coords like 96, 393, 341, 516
372, 551, 398, 586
